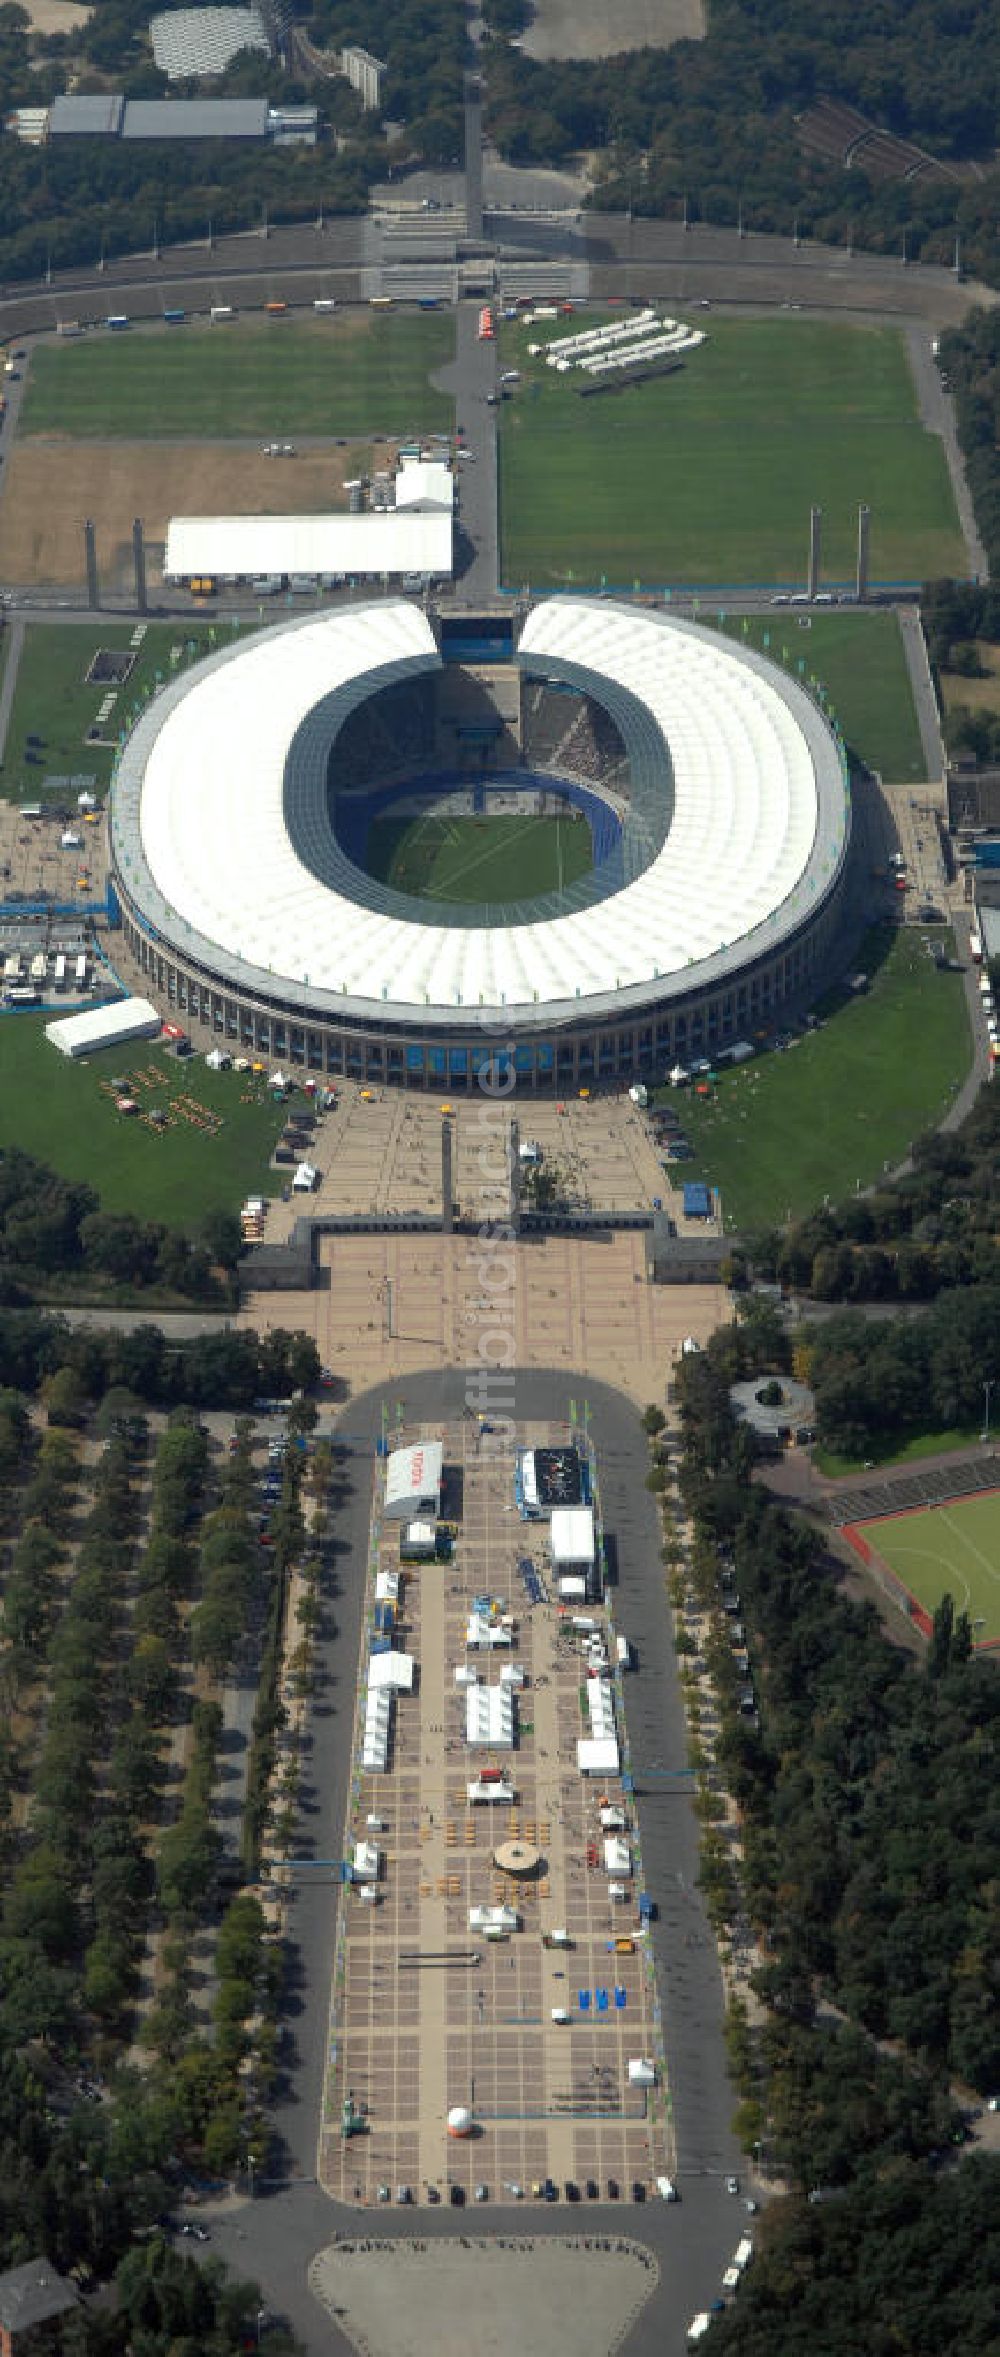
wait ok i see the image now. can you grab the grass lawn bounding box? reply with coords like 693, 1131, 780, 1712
20, 315, 453, 439
716, 610, 927, 782
499, 316, 966, 589
856, 1491, 1000, 1646
364, 811, 593, 901
659, 925, 970, 1231
2, 619, 252, 804
0, 1015, 286, 1223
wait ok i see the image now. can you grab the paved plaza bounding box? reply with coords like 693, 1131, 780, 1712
249, 1085, 684, 1239
319, 1416, 670, 2208
245, 1232, 725, 1406
310, 2239, 659, 2357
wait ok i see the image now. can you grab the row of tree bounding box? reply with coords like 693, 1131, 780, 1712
671, 1341, 1000, 2352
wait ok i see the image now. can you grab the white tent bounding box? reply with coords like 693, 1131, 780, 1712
205, 1046, 230, 1069
467, 1776, 517, 1804
292, 1161, 318, 1192
466, 1614, 512, 1650
469, 1904, 518, 1933
628, 2058, 656, 2086
604, 1835, 632, 1876
466, 1685, 515, 1748
352, 1840, 380, 1882
577, 1735, 620, 1776
384, 1439, 443, 1521
45, 997, 161, 1060
550, 1506, 596, 1569
375, 1570, 399, 1602
368, 1649, 415, 1692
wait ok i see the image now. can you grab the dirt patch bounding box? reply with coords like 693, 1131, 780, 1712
520, 0, 703, 61
0, 440, 369, 591
19, 0, 90, 26
940, 642, 1000, 718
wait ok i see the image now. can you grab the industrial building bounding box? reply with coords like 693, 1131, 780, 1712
40, 96, 316, 142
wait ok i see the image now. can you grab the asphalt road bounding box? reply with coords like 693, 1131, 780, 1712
197, 1367, 746, 2357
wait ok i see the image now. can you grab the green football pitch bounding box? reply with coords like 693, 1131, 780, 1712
360, 810, 589, 900
19, 313, 453, 439
858, 1492, 1000, 1645
364, 811, 593, 902
499, 315, 967, 589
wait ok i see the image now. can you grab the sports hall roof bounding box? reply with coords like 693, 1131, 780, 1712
113, 599, 848, 1029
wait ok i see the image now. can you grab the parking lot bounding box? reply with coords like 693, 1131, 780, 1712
319, 1414, 670, 2210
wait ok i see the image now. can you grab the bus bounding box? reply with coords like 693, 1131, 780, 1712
478, 305, 494, 341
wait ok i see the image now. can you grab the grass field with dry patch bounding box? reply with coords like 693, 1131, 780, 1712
0, 440, 369, 589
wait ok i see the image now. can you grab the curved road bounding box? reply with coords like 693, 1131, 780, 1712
199, 1369, 743, 2357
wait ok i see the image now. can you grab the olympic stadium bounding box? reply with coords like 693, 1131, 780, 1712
109, 597, 852, 1092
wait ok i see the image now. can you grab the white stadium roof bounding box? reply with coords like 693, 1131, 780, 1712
163, 512, 452, 582
113, 598, 848, 1030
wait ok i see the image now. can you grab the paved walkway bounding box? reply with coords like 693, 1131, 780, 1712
0, 614, 23, 768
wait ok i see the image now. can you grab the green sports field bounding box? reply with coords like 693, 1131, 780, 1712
1, 619, 251, 803
20, 314, 453, 438
364, 811, 593, 902
717, 610, 927, 782
499, 315, 966, 589
858, 1491, 1000, 1646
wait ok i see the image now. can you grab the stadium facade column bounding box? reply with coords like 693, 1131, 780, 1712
441, 1115, 454, 1234
132, 518, 148, 617
807, 504, 822, 601
84, 518, 100, 611
856, 503, 871, 604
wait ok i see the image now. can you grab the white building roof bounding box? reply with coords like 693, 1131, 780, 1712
603, 1835, 632, 1875
113, 598, 845, 1029
352, 1840, 380, 1880
384, 1438, 443, 1519
466, 1685, 515, 1748
163, 512, 452, 581
394, 461, 454, 514
45, 997, 160, 1059
466, 1615, 512, 1650
550, 1506, 595, 1566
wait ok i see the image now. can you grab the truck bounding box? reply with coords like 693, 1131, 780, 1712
163, 308, 186, 326
687, 2320, 711, 2346
478, 305, 495, 342
615, 1633, 632, 1671
210, 305, 234, 324
105, 315, 129, 331
314, 298, 336, 313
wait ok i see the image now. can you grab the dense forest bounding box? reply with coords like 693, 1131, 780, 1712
934, 310, 1000, 592
485, 0, 1000, 286
670, 1337, 1000, 2351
